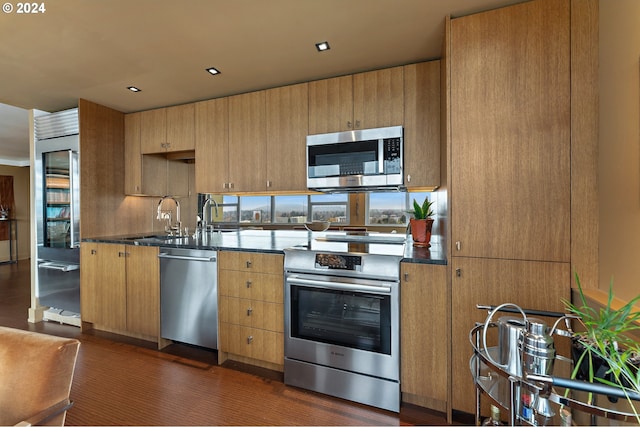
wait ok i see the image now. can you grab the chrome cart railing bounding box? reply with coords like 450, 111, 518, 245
470, 305, 640, 426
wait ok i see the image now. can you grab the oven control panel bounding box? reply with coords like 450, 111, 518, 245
315, 253, 362, 271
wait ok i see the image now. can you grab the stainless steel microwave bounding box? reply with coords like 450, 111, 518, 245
306, 126, 403, 192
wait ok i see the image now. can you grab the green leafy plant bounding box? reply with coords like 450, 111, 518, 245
408, 198, 434, 220
563, 272, 640, 418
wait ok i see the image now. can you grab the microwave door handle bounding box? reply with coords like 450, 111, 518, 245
287, 276, 391, 295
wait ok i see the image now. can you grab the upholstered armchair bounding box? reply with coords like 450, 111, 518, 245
0, 327, 80, 426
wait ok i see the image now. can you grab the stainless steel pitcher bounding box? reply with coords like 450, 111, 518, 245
497, 316, 526, 377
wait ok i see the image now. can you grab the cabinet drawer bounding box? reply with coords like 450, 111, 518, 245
219, 296, 283, 332
219, 323, 284, 364
218, 269, 283, 303
219, 251, 283, 275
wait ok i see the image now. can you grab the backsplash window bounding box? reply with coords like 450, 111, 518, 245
200, 193, 349, 225
366, 191, 431, 226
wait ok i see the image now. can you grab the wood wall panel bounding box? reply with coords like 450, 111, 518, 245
79, 99, 125, 238
570, 0, 599, 289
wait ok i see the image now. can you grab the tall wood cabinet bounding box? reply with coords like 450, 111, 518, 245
445, 0, 597, 415
308, 67, 404, 134
218, 251, 284, 370
80, 242, 160, 341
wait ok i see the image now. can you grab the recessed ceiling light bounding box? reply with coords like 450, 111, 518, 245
315, 41, 330, 52
127, 86, 141, 92
206, 67, 221, 75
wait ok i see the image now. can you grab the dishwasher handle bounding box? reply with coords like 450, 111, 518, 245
158, 253, 216, 262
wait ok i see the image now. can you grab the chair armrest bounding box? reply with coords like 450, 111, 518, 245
14, 398, 73, 427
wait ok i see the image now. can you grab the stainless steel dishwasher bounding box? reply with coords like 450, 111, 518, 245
159, 248, 218, 350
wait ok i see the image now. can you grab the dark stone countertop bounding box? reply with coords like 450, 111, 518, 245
83, 229, 447, 265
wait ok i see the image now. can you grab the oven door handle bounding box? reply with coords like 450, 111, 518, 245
286, 276, 392, 295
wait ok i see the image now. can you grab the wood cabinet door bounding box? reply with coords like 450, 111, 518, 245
308, 75, 353, 134
80, 242, 100, 323
166, 104, 195, 152
403, 61, 441, 189
400, 262, 448, 408
124, 113, 143, 195
126, 245, 159, 338
195, 98, 229, 193
228, 91, 267, 192
81, 243, 127, 330
140, 108, 166, 154
450, 257, 570, 414
450, 0, 571, 262
353, 66, 404, 130
266, 83, 308, 192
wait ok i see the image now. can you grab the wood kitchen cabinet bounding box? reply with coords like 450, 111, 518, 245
450, 257, 570, 413
125, 111, 190, 197
195, 97, 229, 194
400, 262, 448, 412
308, 67, 403, 134
450, 0, 570, 263
265, 83, 308, 192
218, 250, 284, 369
140, 104, 195, 154
445, 0, 597, 415
227, 91, 268, 192
80, 242, 160, 342
403, 61, 441, 190
124, 112, 143, 195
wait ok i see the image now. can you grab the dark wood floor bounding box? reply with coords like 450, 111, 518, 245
0, 260, 457, 425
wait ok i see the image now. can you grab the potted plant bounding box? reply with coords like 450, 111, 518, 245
407, 198, 435, 247
563, 273, 640, 409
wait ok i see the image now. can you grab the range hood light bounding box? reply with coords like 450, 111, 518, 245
127, 86, 141, 92
315, 41, 330, 52
206, 67, 221, 75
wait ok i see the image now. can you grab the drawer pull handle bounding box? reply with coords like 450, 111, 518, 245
247, 336, 253, 344
246, 260, 252, 268
246, 280, 252, 288
247, 308, 253, 316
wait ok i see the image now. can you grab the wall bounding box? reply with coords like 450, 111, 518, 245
0, 165, 29, 261
599, 1, 640, 301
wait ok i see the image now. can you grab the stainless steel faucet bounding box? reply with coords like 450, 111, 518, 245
202, 195, 219, 230
157, 195, 181, 235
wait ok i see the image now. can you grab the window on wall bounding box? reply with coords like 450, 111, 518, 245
201, 193, 349, 225
366, 191, 431, 226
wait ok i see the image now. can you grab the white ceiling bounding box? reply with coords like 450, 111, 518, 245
0, 0, 523, 167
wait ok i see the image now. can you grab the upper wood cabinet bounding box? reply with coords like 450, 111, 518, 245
228, 90, 267, 192
308, 67, 403, 134
403, 61, 441, 189
195, 97, 229, 194
450, 0, 571, 263
308, 75, 354, 134
125, 110, 190, 197
140, 104, 195, 154
265, 83, 309, 192
353, 66, 404, 130
124, 112, 143, 195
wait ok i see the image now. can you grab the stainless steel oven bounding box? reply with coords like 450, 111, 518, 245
284, 234, 404, 412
